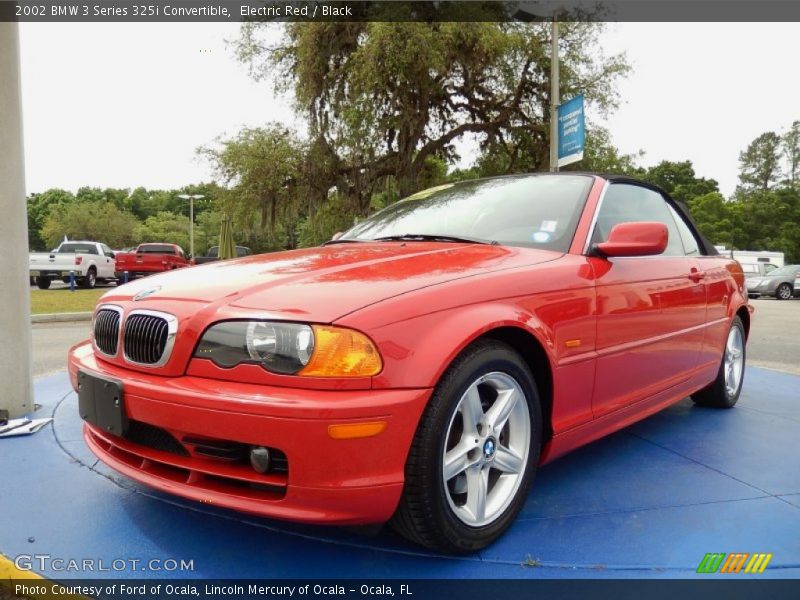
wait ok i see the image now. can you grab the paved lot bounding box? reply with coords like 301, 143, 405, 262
747, 298, 800, 375
31, 297, 798, 377
31, 321, 92, 377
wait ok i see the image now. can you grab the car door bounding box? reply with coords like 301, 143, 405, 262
589, 183, 706, 417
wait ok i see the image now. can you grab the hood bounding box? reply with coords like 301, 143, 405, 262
103, 242, 560, 323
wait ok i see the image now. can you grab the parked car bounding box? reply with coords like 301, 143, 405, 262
114, 243, 190, 280
192, 245, 252, 265
30, 241, 116, 289
746, 264, 800, 299
70, 173, 751, 553
740, 262, 779, 277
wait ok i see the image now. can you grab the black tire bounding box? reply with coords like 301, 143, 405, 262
692, 316, 746, 408
81, 268, 97, 289
36, 277, 51, 290
776, 283, 792, 300
391, 340, 542, 553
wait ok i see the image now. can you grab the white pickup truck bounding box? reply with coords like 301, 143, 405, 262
29, 241, 117, 289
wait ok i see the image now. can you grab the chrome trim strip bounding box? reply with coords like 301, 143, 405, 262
92, 304, 123, 358
122, 309, 178, 368
582, 179, 611, 255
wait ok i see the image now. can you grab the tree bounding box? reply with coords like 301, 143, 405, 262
40, 201, 138, 248
783, 120, 800, 188
27, 188, 76, 250
199, 125, 310, 247
133, 211, 209, 254
738, 131, 783, 192
640, 160, 719, 204
236, 17, 629, 212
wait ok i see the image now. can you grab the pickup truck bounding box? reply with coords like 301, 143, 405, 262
29, 241, 116, 289
114, 243, 190, 280
193, 245, 252, 265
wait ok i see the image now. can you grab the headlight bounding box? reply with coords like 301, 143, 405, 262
194, 321, 382, 377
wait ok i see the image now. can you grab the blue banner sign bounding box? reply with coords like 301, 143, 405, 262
557, 94, 585, 168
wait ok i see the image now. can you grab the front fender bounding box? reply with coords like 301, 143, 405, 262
353, 302, 556, 390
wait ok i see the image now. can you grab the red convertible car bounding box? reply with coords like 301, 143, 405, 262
69, 173, 752, 552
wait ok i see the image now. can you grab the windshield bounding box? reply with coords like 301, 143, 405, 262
340, 175, 594, 252
768, 265, 799, 277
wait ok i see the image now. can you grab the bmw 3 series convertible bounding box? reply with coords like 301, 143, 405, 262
69, 173, 752, 553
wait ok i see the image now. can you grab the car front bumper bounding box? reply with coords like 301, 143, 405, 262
68, 341, 431, 524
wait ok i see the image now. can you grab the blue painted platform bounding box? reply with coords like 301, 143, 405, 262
2, 367, 799, 579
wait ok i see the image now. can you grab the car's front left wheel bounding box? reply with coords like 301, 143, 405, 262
391, 340, 542, 553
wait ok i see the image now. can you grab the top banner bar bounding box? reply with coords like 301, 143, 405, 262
4, 1, 800, 23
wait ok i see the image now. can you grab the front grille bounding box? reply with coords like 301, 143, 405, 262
124, 313, 170, 365
94, 308, 121, 356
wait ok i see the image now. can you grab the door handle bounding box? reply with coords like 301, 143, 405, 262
688, 268, 705, 283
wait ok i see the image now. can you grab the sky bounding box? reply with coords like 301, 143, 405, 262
17, 22, 800, 197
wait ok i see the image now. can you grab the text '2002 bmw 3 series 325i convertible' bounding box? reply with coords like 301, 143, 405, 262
69, 173, 752, 553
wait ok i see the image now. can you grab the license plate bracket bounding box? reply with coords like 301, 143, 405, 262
78, 371, 128, 437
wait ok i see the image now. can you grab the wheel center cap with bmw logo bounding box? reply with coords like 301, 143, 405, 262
133, 286, 161, 301
483, 438, 496, 460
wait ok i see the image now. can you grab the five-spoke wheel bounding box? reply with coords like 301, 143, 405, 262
392, 340, 541, 553
442, 372, 530, 527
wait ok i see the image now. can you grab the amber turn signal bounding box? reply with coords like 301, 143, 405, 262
299, 325, 383, 377
328, 421, 387, 440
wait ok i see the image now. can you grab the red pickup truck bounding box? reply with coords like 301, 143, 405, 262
114, 243, 190, 280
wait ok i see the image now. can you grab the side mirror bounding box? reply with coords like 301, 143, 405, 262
594, 222, 668, 258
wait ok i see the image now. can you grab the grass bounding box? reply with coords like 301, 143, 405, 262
30, 288, 106, 314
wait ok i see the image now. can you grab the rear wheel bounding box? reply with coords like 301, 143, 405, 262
391, 340, 541, 553
692, 316, 746, 408
81, 268, 97, 289
36, 277, 51, 290
776, 283, 792, 300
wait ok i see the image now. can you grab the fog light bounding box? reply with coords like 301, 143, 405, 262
250, 446, 271, 473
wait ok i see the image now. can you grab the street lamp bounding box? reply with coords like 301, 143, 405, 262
177, 194, 204, 258
510, 5, 560, 172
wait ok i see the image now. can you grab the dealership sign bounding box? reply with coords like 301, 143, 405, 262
557, 94, 585, 168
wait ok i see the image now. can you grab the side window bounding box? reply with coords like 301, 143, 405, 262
667, 205, 701, 256
101, 244, 114, 258
592, 184, 684, 256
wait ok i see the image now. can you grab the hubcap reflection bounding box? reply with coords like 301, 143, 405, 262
442, 372, 530, 527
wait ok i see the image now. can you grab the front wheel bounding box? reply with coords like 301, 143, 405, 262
391, 340, 542, 553
692, 316, 746, 408
776, 283, 792, 300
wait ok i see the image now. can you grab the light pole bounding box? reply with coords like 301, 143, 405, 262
178, 194, 204, 258
549, 16, 560, 172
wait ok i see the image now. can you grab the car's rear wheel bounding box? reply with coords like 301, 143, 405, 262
81, 268, 97, 289
391, 340, 541, 553
776, 283, 792, 300
36, 277, 51, 290
692, 316, 746, 408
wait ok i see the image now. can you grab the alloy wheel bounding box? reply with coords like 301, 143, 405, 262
442, 371, 530, 527
724, 326, 744, 398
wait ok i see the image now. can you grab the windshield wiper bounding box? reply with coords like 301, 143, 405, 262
373, 234, 493, 245
321, 238, 370, 246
